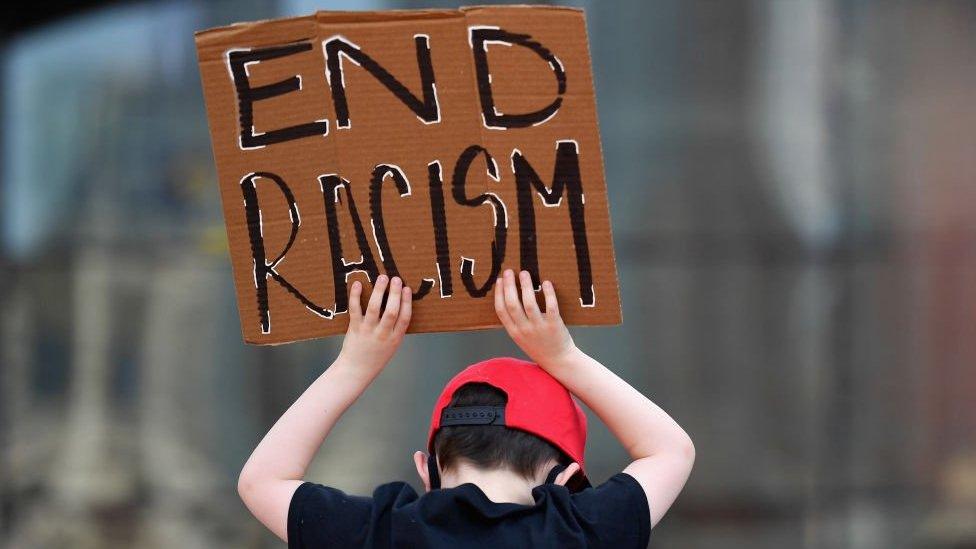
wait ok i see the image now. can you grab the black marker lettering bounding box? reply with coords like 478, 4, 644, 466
469, 27, 566, 129
320, 175, 380, 314
228, 42, 329, 149
241, 172, 333, 334
324, 34, 439, 128
369, 164, 435, 299
452, 145, 507, 297
428, 161, 454, 298
512, 141, 594, 307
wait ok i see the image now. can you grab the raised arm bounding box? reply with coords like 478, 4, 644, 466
493, 269, 694, 527
237, 275, 412, 542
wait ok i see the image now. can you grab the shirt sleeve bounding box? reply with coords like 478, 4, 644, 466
571, 472, 651, 548
287, 482, 374, 549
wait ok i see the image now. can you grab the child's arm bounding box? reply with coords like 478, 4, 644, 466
494, 269, 694, 527
237, 275, 412, 542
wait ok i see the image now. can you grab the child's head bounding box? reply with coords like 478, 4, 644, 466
434, 382, 567, 479
415, 357, 589, 492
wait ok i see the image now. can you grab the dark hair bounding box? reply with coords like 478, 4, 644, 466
433, 382, 568, 479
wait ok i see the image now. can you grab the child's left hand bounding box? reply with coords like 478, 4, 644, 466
337, 274, 412, 375
494, 269, 577, 367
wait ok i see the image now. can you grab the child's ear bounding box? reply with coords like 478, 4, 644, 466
413, 451, 431, 492
554, 462, 581, 486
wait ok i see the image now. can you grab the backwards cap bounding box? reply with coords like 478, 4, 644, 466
427, 356, 589, 491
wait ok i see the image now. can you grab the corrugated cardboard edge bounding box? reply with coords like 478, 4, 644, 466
194, 5, 584, 40
250, 319, 615, 346
195, 14, 313, 44
577, 8, 623, 326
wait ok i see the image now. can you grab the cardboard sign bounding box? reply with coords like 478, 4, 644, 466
195, 6, 621, 344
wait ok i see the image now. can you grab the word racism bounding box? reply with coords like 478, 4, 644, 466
196, 7, 621, 344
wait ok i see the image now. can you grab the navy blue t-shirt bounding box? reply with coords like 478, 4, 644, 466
287, 472, 650, 548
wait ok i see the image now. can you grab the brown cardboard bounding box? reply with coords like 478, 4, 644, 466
195, 6, 621, 345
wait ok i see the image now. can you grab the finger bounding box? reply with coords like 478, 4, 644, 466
542, 280, 560, 317
349, 280, 363, 322
366, 274, 389, 322
494, 277, 515, 329
519, 270, 542, 319
395, 287, 412, 334
381, 276, 403, 328
503, 269, 527, 323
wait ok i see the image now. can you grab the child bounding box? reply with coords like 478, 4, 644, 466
238, 269, 695, 548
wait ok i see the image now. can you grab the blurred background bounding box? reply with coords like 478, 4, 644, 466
2, 0, 975, 547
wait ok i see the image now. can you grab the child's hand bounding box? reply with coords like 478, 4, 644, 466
338, 275, 412, 375
494, 269, 577, 366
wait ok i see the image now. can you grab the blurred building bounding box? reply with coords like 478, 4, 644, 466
1, 1, 974, 548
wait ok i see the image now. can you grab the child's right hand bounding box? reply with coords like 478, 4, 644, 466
494, 269, 577, 367
337, 274, 412, 376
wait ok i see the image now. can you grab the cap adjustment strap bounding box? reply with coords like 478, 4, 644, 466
439, 405, 506, 426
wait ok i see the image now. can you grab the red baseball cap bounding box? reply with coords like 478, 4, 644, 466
427, 357, 589, 489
